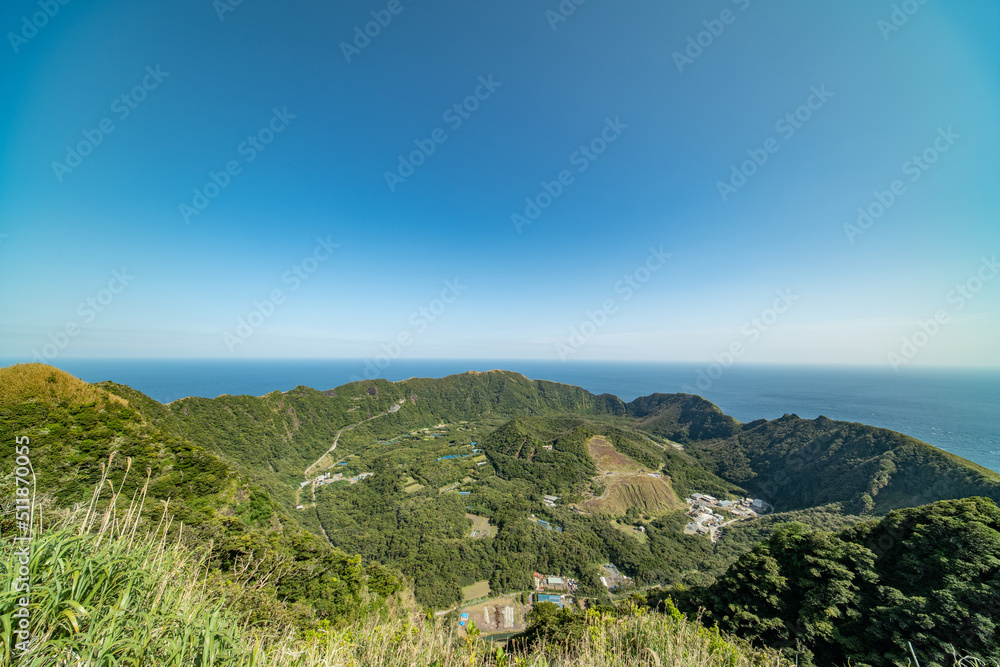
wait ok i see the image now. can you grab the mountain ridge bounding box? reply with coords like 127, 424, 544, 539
32, 364, 1000, 519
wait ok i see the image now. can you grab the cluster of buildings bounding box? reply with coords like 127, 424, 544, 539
684, 504, 725, 538
532, 572, 579, 607
683, 493, 770, 540
542, 494, 560, 509
299, 470, 374, 492
731, 496, 769, 516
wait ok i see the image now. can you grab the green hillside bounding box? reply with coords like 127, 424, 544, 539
621, 392, 743, 443
3, 363, 999, 664
691, 496, 1000, 666
683, 413, 1000, 514
0, 364, 402, 630
97, 370, 1000, 519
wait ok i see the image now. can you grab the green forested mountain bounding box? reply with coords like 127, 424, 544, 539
690, 496, 1000, 666
619, 392, 743, 443
3, 363, 998, 665
96, 370, 1000, 520
683, 413, 1000, 514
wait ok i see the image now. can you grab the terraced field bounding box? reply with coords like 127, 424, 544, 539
581, 435, 682, 516
582, 473, 682, 515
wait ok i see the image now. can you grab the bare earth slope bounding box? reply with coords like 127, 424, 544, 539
581, 436, 683, 516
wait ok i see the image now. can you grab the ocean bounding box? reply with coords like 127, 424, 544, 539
17, 358, 1000, 474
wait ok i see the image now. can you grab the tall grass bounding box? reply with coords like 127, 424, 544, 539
285, 609, 791, 667
0, 457, 261, 666
0, 363, 127, 408
0, 459, 792, 666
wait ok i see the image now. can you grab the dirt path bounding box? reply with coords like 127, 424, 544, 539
300, 422, 359, 506
304, 403, 403, 478
298, 400, 403, 512
304, 424, 350, 480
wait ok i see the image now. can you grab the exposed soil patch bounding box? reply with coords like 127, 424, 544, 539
582, 474, 681, 516
587, 436, 642, 473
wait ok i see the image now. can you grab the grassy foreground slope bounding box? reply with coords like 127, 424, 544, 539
0, 494, 790, 666
0, 364, 403, 630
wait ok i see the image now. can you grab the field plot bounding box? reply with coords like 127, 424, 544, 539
611, 519, 648, 543
401, 476, 424, 493
465, 595, 527, 634
461, 580, 491, 602
587, 436, 642, 473
465, 513, 494, 538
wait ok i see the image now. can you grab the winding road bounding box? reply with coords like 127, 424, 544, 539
296, 399, 404, 507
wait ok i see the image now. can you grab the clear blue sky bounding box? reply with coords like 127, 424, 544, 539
1, 0, 997, 367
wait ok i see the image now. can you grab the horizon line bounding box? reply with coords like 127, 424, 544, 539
4, 357, 999, 371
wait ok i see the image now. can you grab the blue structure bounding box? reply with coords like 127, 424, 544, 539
536, 594, 563, 608
534, 519, 562, 532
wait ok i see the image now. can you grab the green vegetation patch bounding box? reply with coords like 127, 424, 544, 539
461, 579, 491, 602
687, 496, 1000, 666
